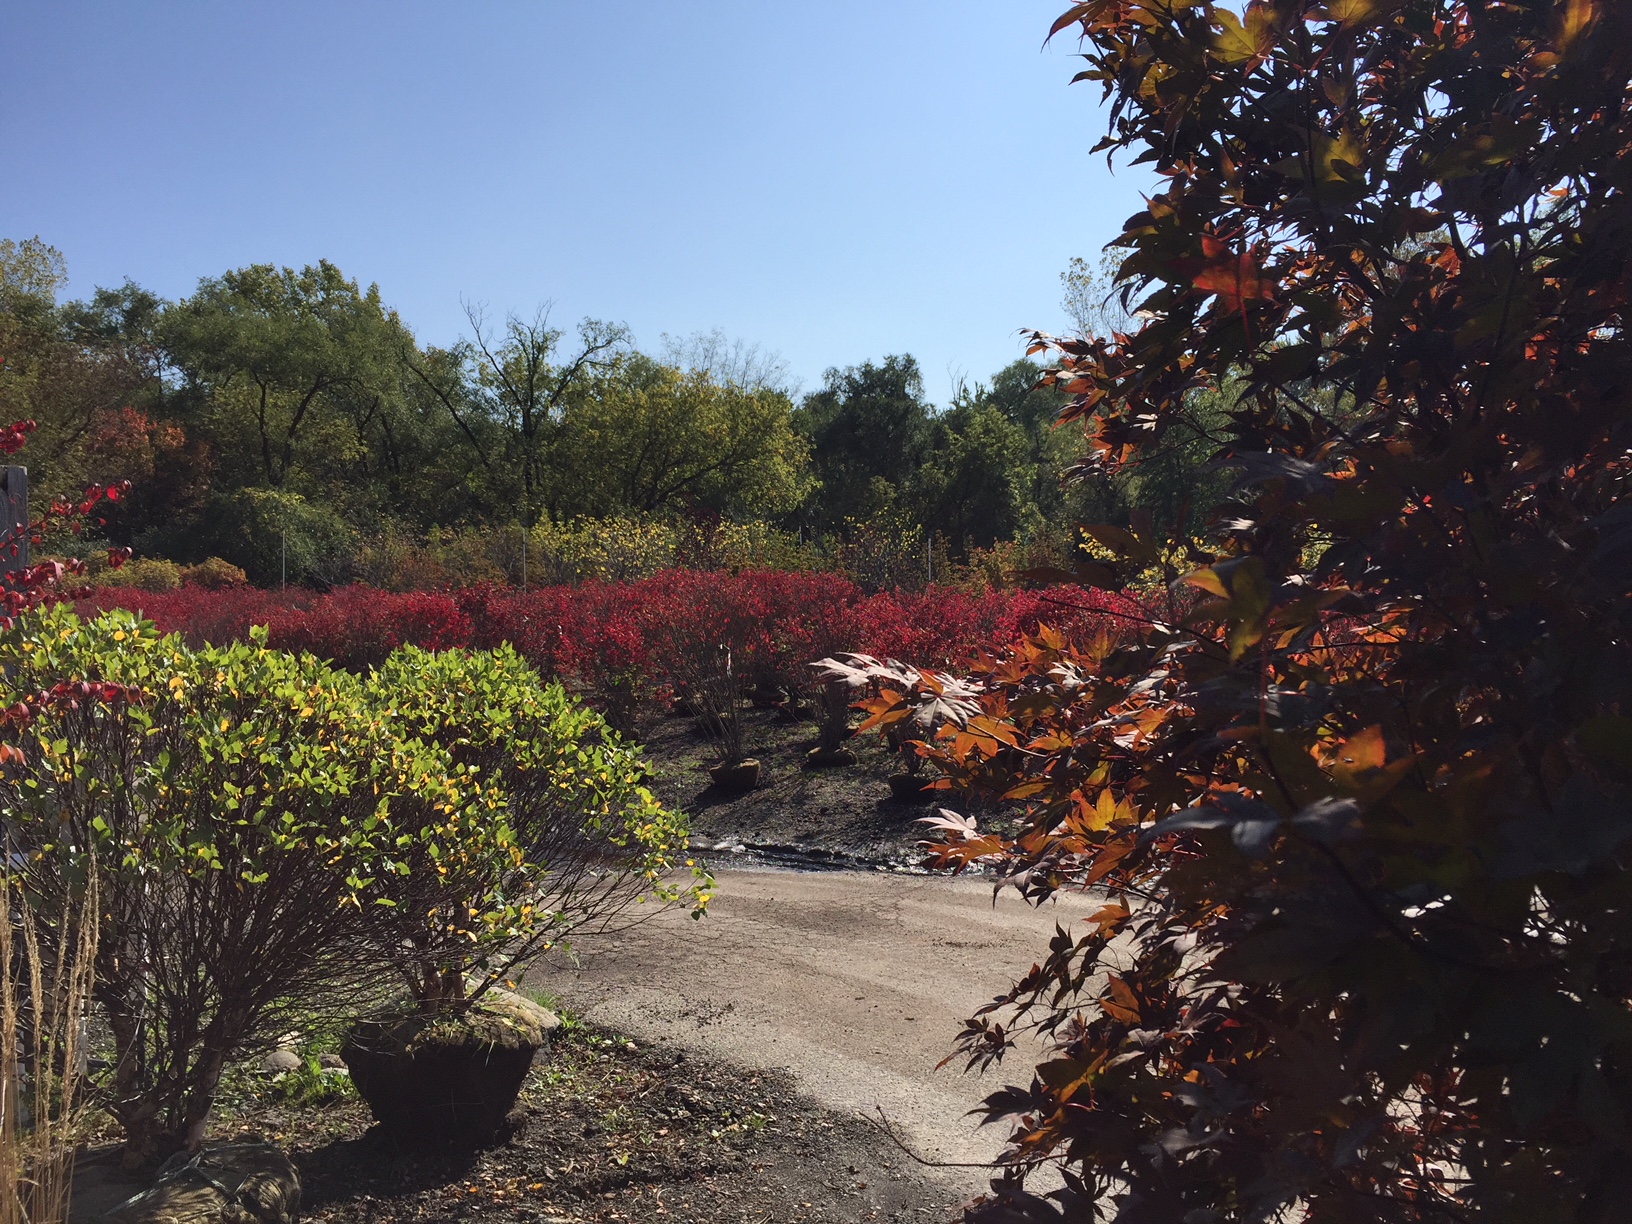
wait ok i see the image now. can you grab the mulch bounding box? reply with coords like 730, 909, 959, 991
213, 1022, 967, 1224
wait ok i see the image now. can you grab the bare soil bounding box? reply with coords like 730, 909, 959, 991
533, 869, 1100, 1206
87, 1020, 964, 1224
636, 703, 1016, 871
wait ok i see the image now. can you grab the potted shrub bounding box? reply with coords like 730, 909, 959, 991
346, 645, 709, 1144
646, 572, 768, 791
694, 647, 761, 790
812, 654, 981, 800
0, 609, 429, 1164
884, 724, 937, 801
804, 679, 857, 769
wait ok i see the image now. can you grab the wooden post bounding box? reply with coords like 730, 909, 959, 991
1, 467, 26, 572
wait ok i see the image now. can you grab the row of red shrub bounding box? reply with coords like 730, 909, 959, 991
77, 570, 1142, 714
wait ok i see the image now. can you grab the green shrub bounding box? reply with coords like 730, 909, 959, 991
361, 644, 710, 1011
94, 556, 183, 591
0, 606, 458, 1161
528, 515, 679, 584
193, 487, 355, 587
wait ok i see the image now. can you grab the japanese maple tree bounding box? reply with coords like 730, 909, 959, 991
852, 2, 1632, 1219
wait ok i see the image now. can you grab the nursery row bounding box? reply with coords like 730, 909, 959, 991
78, 570, 1145, 726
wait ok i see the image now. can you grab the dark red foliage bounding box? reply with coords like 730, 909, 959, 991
262, 586, 474, 672
75, 585, 314, 648
853, 584, 1141, 669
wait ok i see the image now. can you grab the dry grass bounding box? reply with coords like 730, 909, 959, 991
0, 867, 98, 1224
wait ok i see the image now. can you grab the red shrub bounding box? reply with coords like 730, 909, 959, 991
77, 573, 1143, 725
77, 586, 312, 647
992, 585, 1148, 645
851, 583, 1143, 668
262, 586, 473, 672
642, 570, 773, 686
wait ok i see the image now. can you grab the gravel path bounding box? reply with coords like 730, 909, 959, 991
531, 868, 1098, 1200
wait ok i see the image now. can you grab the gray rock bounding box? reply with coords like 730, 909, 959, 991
259, 1049, 302, 1075
100, 1140, 299, 1224
316, 1052, 346, 1070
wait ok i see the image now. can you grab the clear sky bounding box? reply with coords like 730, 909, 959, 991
3, 1, 1151, 406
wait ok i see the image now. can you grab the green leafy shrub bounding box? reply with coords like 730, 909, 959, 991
267, 1054, 355, 1108
189, 488, 355, 587
528, 515, 680, 584
0, 606, 457, 1162
92, 556, 182, 591
360, 644, 709, 1012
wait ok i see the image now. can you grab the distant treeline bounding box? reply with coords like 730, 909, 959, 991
0, 238, 1223, 586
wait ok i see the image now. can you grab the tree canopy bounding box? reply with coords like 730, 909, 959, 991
4, 246, 1202, 579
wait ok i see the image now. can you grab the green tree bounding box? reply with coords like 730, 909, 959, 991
0, 240, 164, 511
549, 354, 812, 519
192, 488, 354, 587
160, 261, 418, 493
794, 355, 936, 532
1060, 251, 1129, 342
0, 236, 67, 324
913, 392, 1036, 552
457, 306, 630, 533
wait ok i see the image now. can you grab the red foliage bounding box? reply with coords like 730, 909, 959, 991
81, 571, 1137, 720
261, 586, 474, 672
0, 413, 140, 728
852, 583, 1142, 670
76, 585, 313, 648
0, 417, 132, 626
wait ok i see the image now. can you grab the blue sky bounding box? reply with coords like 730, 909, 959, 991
4, 1, 1150, 406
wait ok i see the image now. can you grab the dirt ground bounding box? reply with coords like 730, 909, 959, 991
637, 703, 1018, 871
75, 1018, 963, 1224
533, 868, 1100, 1203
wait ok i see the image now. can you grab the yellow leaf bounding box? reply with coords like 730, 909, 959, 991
1322, 0, 1376, 26
1212, 3, 1273, 67
1182, 566, 1230, 599
1315, 129, 1365, 182
1081, 788, 1119, 832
